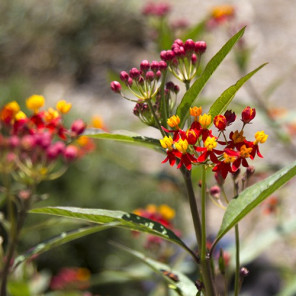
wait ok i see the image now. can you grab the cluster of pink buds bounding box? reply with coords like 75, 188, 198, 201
160, 106, 268, 180
111, 60, 167, 101
142, 2, 171, 17
0, 96, 87, 184
160, 39, 207, 83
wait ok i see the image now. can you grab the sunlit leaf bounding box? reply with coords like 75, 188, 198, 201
112, 242, 198, 296
30, 207, 197, 261
213, 160, 296, 248
14, 224, 114, 269
209, 63, 267, 119
85, 128, 162, 151
176, 27, 246, 128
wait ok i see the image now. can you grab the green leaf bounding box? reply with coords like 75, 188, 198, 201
277, 277, 296, 296
182, 20, 206, 41
30, 207, 198, 261
214, 160, 296, 247
112, 242, 198, 296
176, 27, 246, 128
85, 128, 162, 151
14, 224, 114, 269
209, 63, 267, 119
158, 18, 174, 50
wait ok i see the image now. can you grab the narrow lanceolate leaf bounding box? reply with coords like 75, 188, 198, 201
112, 242, 198, 296
13, 224, 115, 269
30, 207, 198, 261
176, 27, 246, 128
209, 63, 267, 119
85, 128, 162, 151
214, 160, 296, 247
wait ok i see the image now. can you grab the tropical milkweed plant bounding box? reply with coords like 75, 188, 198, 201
2, 26, 296, 296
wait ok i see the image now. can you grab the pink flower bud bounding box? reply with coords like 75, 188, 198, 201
184, 39, 195, 52
140, 60, 150, 71
64, 145, 79, 161
127, 77, 133, 86
110, 81, 122, 93
173, 85, 180, 94
191, 53, 197, 64
8, 136, 19, 148
21, 135, 36, 151
210, 185, 221, 199
47, 141, 65, 160
173, 45, 185, 57
155, 70, 161, 80
71, 119, 86, 136
129, 68, 140, 79
150, 61, 159, 72
195, 41, 207, 53
158, 60, 167, 71
35, 132, 52, 149
120, 71, 129, 82
173, 39, 184, 47
145, 71, 154, 81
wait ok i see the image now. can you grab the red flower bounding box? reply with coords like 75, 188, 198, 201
241, 106, 256, 124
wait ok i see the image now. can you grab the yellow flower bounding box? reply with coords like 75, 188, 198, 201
232, 130, 245, 144
239, 145, 253, 158
254, 131, 268, 145
160, 136, 174, 150
175, 139, 188, 154
190, 106, 202, 120
146, 204, 157, 214
199, 113, 211, 129
91, 115, 104, 129
44, 108, 59, 122
167, 115, 180, 128
223, 152, 236, 163
204, 136, 217, 151
26, 95, 45, 113
56, 100, 72, 114
15, 111, 27, 121
159, 204, 175, 220
5, 101, 20, 113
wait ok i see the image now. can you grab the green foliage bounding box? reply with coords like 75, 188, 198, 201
14, 224, 115, 269
112, 243, 198, 296
176, 27, 246, 128
213, 160, 296, 248
209, 63, 267, 119
87, 129, 162, 151
30, 206, 197, 260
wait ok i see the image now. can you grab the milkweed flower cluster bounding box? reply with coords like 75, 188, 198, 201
133, 204, 179, 249
0, 95, 87, 184
207, 4, 235, 29
142, 2, 171, 17
50, 267, 90, 291
160, 106, 268, 179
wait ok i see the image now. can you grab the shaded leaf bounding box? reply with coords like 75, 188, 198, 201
209, 63, 267, 119
112, 242, 198, 296
30, 207, 197, 261
213, 160, 296, 247
14, 224, 114, 269
85, 128, 162, 151
176, 27, 246, 128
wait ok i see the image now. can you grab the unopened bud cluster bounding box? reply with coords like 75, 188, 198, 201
160, 39, 207, 82
0, 96, 87, 184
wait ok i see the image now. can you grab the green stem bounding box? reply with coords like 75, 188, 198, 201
234, 224, 240, 296
181, 166, 216, 295
147, 99, 166, 137
0, 183, 32, 296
